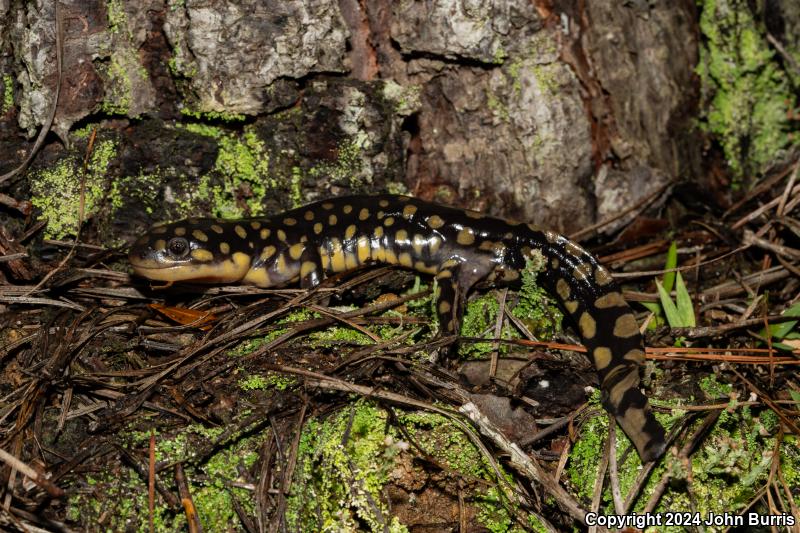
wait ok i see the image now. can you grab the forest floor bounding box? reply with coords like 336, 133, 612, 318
1, 159, 799, 532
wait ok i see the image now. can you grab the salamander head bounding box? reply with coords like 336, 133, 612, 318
128, 219, 253, 284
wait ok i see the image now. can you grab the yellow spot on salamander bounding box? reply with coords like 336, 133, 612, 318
345, 225, 357, 240
379, 199, 389, 208
260, 228, 271, 240
593, 347, 612, 370
436, 269, 452, 279
579, 312, 596, 339
398, 252, 413, 268
383, 217, 395, 227
304, 211, 315, 221
415, 261, 436, 274
356, 236, 371, 263
211, 224, 224, 234
345, 251, 357, 270
374, 226, 384, 238
319, 247, 330, 270
613, 314, 640, 338
243, 267, 271, 287
191, 249, 213, 262
220, 242, 230, 254
192, 229, 208, 242
260, 245, 276, 261
174, 227, 186, 236
359, 208, 370, 221
426, 215, 444, 229
277, 229, 287, 241
429, 235, 443, 254
623, 348, 645, 363
314, 223, 323, 234
595, 292, 626, 309
556, 278, 570, 299
395, 229, 408, 243
573, 263, 592, 282
234, 225, 247, 239
465, 209, 483, 219
328, 214, 338, 226
565, 241, 584, 258
402, 204, 417, 219
289, 243, 305, 260
300, 261, 317, 278
595, 267, 614, 286
250, 221, 261, 230
329, 238, 346, 272
342, 204, 353, 214
322, 202, 334, 210
284, 217, 297, 226
440, 258, 459, 269
276, 253, 288, 274
412, 234, 425, 255
565, 300, 579, 313
438, 300, 451, 314
151, 225, 167, 234
154, 239, 166, 250
456, 228, 475, 246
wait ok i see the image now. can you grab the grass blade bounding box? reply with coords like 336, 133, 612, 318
674, 272, 696, 327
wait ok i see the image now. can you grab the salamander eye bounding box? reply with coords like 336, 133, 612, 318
167, 237, 189, 258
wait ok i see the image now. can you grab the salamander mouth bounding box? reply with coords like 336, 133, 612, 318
130, 263, 191, 282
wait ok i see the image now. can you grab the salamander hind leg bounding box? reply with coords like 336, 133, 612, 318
297, 246, 324, 289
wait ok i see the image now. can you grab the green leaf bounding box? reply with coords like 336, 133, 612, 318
761, 301, 800, 340
641, 302, 664, 329
674, 272, 696, 327
790, 390, 800, 403
656, 279, 681, 328
663, 241, 678, 293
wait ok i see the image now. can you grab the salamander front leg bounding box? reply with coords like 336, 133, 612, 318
433, 258, 493, 357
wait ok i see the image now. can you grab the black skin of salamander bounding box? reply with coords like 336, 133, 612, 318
129, 194, 667, 462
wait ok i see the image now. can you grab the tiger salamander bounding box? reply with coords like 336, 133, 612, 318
129, 194, 667, 462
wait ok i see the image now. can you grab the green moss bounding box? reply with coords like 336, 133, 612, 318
193, 432, 260, 531
286, 402, 409, 532
531, 63, 559, 96
99, 55, 134, 116
397, 410, 524, 532
239, 372, 298, 391
511, 256, 562, 338
309, 325, 373, 346
287, 403, 523, 532
567, 391, 800, 528
289, 166, 303, 207
228, 309, 317, 357
2, 74, 12, 113
30, 139, 117, 239
180, 108, 246, 122
699, 374, 733, 398
697, 0, 797, 183
66, 458, 187, 531
239, 374, 270, 391
180, 122, 224, 139
507, 58, 524, 95
486, 92, 510, 123
459, 258, 559, 358
208, 130, 271, 218
265, 372, 297, 391
308, 135, 367, 189
382, 80, 422, 116
493, 46, 508, 65
106, 0, 126, 34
